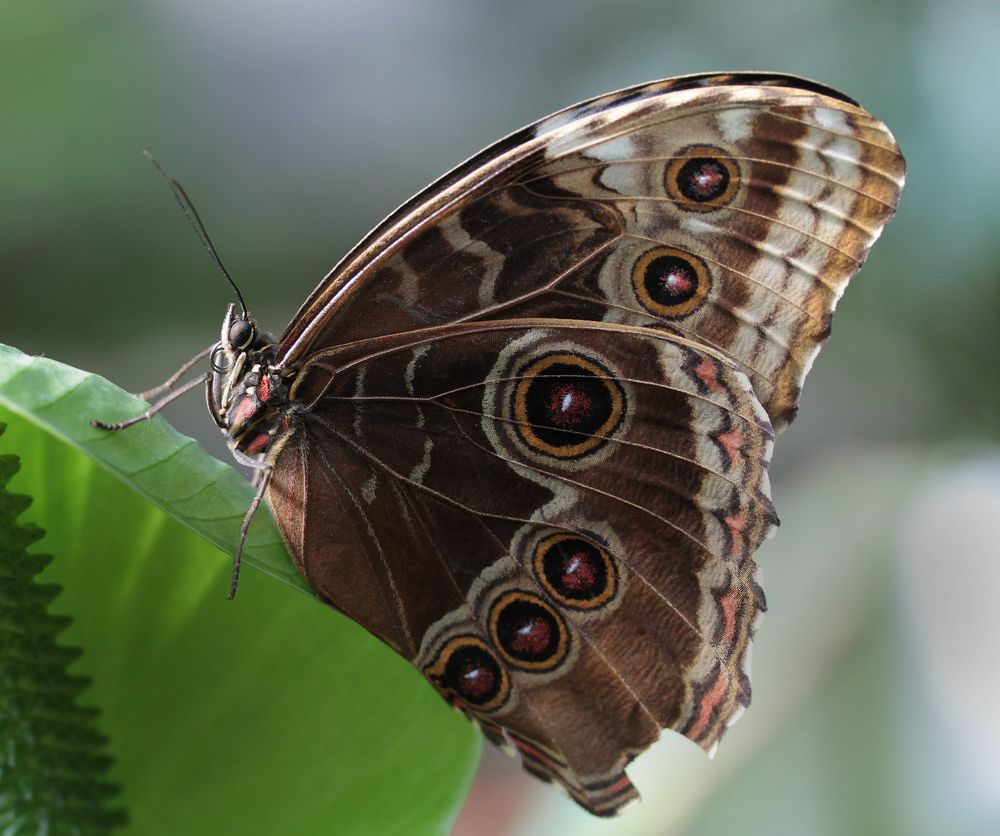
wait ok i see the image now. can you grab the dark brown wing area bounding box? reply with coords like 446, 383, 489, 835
267, 320, 774, 814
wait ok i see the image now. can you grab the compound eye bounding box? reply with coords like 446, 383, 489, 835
228, 318, 255, 350
210, 344, 231, 373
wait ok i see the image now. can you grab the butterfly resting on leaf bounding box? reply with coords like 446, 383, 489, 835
94, 72, 904, 816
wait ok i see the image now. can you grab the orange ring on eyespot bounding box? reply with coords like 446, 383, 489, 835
423, 635, 510, 712
665, 144, 740, 212
632, 246, 712, 319
533, 533, 618, 610
488, 591, 570, 672
512, 353, 624, 459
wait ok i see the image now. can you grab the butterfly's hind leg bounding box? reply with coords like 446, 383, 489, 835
229, 465, 272, 600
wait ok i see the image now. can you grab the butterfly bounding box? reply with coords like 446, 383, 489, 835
96, 72, 904, 816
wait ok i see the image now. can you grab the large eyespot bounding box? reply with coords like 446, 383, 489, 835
488, 591, 570, 672
633, 246, 711, 319
424, 636, 509, 712
666, 144, 740, 212
210, 344, 231, 373
228, 318, 255, 351
512, 353, 625, 460
533, 533, 618, 611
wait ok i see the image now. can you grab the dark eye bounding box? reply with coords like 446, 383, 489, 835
210, 345, 231, 373
228, 319, 255, 350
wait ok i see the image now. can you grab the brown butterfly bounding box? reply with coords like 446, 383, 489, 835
96, 72, 904, 815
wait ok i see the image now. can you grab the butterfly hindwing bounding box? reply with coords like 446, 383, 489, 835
267, 320, 775, 813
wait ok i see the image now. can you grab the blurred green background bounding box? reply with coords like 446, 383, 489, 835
2, 0, 998, 834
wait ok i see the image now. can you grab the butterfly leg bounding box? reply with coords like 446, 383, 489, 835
229, 464, 272, 600
135, 343, 215, 400
249, 466, 268, 489
91, 373, 210, 431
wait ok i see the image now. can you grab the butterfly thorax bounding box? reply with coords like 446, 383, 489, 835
207, 303, 297, 463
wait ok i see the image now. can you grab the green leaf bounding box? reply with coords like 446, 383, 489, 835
0, 343, 305, 594
0, 344, 480, 835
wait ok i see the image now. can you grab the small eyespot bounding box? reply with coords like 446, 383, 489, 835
665, 145, 740, 212
488, 591, 570, 672
228, 319, 255, 350
424, 636, 510, 712
632, 246, 712, 319
210, 345, 231, 373
533, 533, 618, 610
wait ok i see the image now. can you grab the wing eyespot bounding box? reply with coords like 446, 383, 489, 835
665, 144, 741, 212
532, 532, 618, 611
488, 591, 570, 672
632, 246, 712, 319
424, 635, 510, 712
511, 352, 625, 460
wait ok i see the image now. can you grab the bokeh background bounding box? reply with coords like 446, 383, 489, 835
3, 1, 999, 834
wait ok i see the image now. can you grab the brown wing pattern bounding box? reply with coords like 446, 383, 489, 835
268, 320, 775, 814
277, 75, 904, 429
262, 74, 904, 815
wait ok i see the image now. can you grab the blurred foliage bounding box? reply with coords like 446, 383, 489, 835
2, 0, 998, 833
0, 424, 126, 835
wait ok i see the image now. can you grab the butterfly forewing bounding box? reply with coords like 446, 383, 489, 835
276, 73, 904, 429
253, 73, 903, 815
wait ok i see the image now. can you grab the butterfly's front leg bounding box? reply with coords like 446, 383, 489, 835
91, 343, 215, 431
135, 343, 216, 400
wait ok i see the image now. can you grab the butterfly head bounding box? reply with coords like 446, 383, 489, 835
208, 303, 290, 457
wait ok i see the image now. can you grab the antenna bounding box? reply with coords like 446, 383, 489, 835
143, 150, 250, 318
